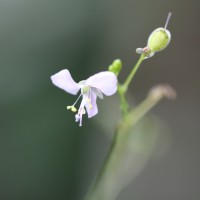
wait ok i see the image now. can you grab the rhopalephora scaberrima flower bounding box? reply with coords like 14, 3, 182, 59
51, 69, 117, 126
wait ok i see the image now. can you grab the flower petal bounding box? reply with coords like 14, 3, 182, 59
91, 87, 104, 99
86, 72, 117, 96
51, 69, 80, 95
85, 91, 98, 118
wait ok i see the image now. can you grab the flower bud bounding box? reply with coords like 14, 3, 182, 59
148, 12, 172, 53
136, 12, 172, 58
108, 59, 122, 76
147, 27, 171, 53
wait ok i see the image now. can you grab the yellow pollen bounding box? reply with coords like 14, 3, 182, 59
67, 105, 77, 112
86, 98, 92, 109
71, 106, 77, 112
67, 106, 72, 110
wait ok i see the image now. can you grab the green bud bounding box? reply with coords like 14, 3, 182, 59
147, 27, 171, 53
136, 12, 172, 59
148, 12, 172, 53
108, 59, 122, 76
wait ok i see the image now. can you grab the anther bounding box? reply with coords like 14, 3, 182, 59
71, 106, 77, 112
67, 105, 77, 112
67, 106, 72, 110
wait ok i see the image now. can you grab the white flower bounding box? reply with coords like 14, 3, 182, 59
51, 69, 117, 126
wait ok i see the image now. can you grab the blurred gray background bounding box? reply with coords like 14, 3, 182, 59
0, 0, 199, 199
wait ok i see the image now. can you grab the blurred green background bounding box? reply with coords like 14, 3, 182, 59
0, 0, 199, 199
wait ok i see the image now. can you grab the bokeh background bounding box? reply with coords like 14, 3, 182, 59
0, 0, 199, 199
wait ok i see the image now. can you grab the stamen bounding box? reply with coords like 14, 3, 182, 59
74, 90, 91, 126
75, 114, 80, 122
86, 98, 92, 109
79, 121, 82, 126
67, 105, 77, 112
73, 93, 82, 106
71, 106, 77, 112
77, 109, 83, 126
67, 92, 83, 113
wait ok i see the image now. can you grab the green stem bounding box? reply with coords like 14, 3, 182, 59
84, 91, 165, 200
118, 54, 145, 115
123, 54, 145, 92
121, 94, 163, 130
117, 84, 129, 115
